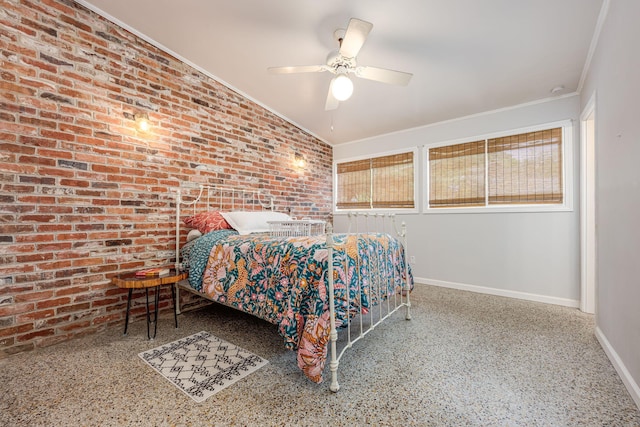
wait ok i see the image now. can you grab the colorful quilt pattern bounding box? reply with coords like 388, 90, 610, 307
181, 231, 412, 383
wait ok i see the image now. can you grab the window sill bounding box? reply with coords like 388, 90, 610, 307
423, 204, 573, 214
333, 208, 419, 215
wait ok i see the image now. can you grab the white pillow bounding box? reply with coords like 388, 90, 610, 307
186, 229, 202, 242
221, 211, 291, 235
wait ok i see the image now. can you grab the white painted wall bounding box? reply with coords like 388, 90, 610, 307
580, 0, 640, 408
333, 95, 581, 306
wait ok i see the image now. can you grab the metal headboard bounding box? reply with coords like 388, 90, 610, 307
174, 184, 275, 270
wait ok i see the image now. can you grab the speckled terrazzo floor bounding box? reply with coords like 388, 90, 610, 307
1, 284, 639, 427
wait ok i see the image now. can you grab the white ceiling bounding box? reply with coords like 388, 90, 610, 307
78, 0, 604, 145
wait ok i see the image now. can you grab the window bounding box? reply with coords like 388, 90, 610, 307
426, 123, 571, 211
429, 140, 485, 207
487, 128, 563, 205
335, 151, 415, 210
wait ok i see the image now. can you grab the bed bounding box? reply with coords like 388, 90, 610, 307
173, 185, 413, 391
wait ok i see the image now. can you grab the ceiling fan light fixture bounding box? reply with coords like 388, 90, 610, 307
332, 74, 353, 101
268, 18, 411, 111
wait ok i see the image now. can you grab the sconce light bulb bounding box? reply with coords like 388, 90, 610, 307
134, 113, 150, 131
294, 153, 306, 169
139, 119, 149, 131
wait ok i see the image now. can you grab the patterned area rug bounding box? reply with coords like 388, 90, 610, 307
139, 331, 268, 403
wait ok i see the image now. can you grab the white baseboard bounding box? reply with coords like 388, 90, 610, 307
414, 277, 580, 308
595, 327, 640, 410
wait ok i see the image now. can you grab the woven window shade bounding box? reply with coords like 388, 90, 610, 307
429, 141, 485, 207
336, 152, 414, 209
487, 128, 562, 204
336, 160, 371, 209
372, 152, 414, 208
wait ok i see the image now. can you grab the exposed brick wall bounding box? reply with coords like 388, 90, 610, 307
0, 0, 333, 356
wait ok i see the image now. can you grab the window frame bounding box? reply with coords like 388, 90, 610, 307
333, 147, 420, 214
423, 120, 574, 214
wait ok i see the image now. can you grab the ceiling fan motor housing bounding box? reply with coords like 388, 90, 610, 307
326, 50, 356, 73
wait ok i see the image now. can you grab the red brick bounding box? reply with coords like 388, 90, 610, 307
0, 81, 36, 96
57, 302, 91, 313
17, 328, 55, 342
0, 121, 38, 135
36, 148, 74, 159
16, 309, 55, 323
57, 320, 91, 332
0, 59, 36, 77
59, 179, 90, 188
40, 129, 76, 141
36, 297, 71, 309
36, 224, 73, 233
71, 258, 103, 267
0, 337, 16, 348
92, 313, 120, 325
13, 237, 46, 248
16, 253, 54, 263
0, 303, 35, 317
91, 297, 120, 307
19, 195, 56, 204
15, 290, 54, 303
35, 314, 72, 328
19, 214, 56, 222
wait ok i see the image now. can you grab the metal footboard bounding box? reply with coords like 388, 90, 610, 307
327, 212, 412, 392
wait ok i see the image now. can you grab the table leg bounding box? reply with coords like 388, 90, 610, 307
171, 282, 178, 328
144, 286, 161, 340
175, 282, 182, 315
124, 288, 133, 336
153, 285, 159, 339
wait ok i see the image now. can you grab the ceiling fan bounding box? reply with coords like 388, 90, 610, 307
268, 18, 413, 111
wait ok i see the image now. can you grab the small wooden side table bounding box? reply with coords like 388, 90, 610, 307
111, 268, 188, 339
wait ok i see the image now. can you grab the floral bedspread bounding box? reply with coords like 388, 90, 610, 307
181, 230, 412, 383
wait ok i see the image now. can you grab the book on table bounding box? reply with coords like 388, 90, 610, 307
135, 267, 171, 277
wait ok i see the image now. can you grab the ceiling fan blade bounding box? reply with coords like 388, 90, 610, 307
355, 66, 413, 86
325, 81, 339, 111
339, 18, 373, 59
268, 65, 328, 74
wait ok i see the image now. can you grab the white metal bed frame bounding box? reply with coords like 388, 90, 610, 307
173, 185, 412, 392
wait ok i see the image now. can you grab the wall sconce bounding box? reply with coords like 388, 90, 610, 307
294, 152, 307, 169
134, 112, 150, 132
